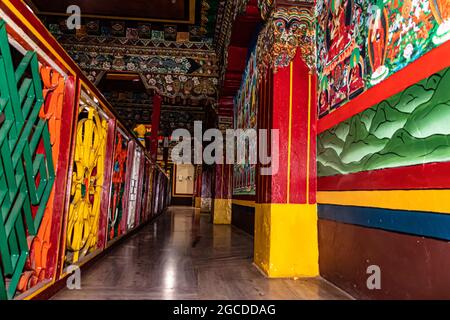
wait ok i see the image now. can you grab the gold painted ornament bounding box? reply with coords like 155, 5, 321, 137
66, 107, 108, 264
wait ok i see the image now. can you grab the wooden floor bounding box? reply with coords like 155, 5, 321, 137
52, 206, 351, 300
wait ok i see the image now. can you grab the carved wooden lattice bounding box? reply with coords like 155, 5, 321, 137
0, 20, 55, 300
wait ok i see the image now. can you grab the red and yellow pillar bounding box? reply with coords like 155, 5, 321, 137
213, 164, 233, 224
194, 165, 202, 209
255, 52, 318, 278
213, 98, 234, 224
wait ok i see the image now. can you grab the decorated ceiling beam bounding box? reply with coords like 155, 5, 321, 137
51, 33, 214, 51
140, 72, 218, 104
108, 102, 205, 132
61, 43, 219, 103
39, 0, 223, 46
257, 0, 275, 19
214, 0, 248, 60
64, 44, 218, 76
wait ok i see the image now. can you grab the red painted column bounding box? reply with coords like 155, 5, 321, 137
200, 166, 213, 212
254, 52, 319, 277
212, 98, 234, 224
212, 163, 233, 223
194, 165, 202, 209
150, 94, 162, 162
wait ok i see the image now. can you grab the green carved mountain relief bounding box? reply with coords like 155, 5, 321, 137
320, 130, 345, 154
318, 67, 450, 177
340, 115, 389, 163
360, 109, 376, 132
363, 129, 450, 170
369, 101, 409, 139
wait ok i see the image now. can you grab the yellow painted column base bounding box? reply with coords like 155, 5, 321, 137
194, 197, 201, 209
213, 199, 232, 224
254, 203, 319, 278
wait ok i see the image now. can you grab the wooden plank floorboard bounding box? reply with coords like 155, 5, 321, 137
52, 206, 351, 300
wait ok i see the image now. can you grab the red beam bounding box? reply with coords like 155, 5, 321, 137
318, 162, 450, 191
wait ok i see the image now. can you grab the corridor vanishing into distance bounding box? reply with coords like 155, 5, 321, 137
53, 207, 350, 300
3, 0, 450, 303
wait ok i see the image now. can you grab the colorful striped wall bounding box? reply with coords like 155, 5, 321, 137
317, 38, 450, 299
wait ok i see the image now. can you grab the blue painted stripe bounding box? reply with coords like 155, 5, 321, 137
318, 204, 450, 241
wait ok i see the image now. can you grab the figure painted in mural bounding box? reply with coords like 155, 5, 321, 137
318, 0, 365, 114
319, 89, 329, 116
109, 135, 128, 240
317, 0, 450, 118
348, 60, 364, 96
234, 51, 257, 195
327, 0, 353, 59
430, 0, 450, 44
368, 6, 388, 85
331, 63, 348, 106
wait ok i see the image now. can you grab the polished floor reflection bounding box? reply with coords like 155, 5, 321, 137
52, 206, 351, 300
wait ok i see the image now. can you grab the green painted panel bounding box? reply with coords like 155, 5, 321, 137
318, 66, 450, 177
0, 20, 55, 300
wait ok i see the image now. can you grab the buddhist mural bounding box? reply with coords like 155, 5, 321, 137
233, 49, 258, 196
317, 0, 450, 117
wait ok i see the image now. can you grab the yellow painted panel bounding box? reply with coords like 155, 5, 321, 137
254, 204, 319, 278
194, 197, 201, 209
317, 190, 450, 214
213, 199, 232, 224
254, 204, 271, 275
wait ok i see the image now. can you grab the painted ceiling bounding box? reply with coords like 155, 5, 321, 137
97, 73, 206, 135
28, 0, 196, 23
26, 0, 269, 135
27, 0, 224, 48
25, 0, 234, 135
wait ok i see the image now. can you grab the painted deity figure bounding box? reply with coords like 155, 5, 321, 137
324, 0, 364, 107
430, 0, 450, 44
370, 18, 385, 69
368, 5, 390, 85
327, 0, 353, 59
348, 62, 364, 96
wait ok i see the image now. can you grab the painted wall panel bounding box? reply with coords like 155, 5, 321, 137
316, 0, 450, 298
318, 66, 450, 177
108, 131, 129, 241
234, 48, 258, 196
65, 92, 109, 266
317, 0, 450, 117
